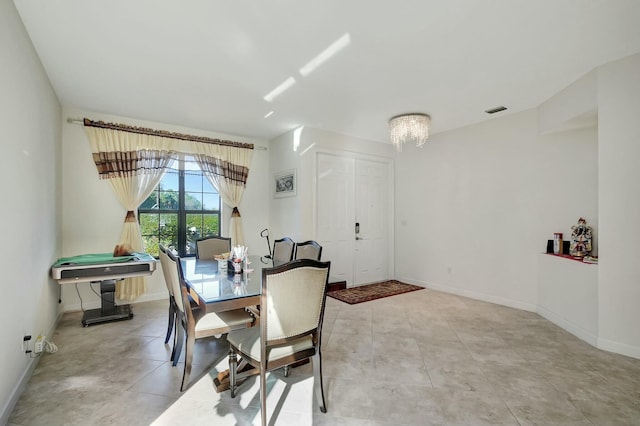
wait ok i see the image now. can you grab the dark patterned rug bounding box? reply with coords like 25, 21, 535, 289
327, 280, 424, 305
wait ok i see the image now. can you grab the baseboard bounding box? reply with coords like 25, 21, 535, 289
128, 291, 168, 305
63, 290, 167, 312
398, 276, 537, 312
1, 356, 39, 425
2, 310, 64, 425
536, 306, 598, 346
597, 336, 640, 360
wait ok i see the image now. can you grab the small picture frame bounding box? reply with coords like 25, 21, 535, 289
273, 169, 296, 198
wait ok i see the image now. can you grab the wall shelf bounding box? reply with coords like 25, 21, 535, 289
537, 253, 598, 346
543, 253, 597, 265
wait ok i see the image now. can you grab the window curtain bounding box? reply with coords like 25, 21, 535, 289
83, 119, 254, 300
193, 146, 252, 246
85, 126, 174, 300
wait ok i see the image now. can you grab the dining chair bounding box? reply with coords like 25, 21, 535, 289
227, 259, 331, 426
272, 237, 295, 265
158, 245, 178, 347
195, 236, 232, 259
294, 240, 323, 260
167, 249, 256, 391
159, 244, 206, 365
159, 246, 189, 365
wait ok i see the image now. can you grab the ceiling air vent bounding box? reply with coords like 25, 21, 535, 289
485, 106, 507, 114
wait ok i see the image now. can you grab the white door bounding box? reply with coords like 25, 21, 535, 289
316, 153, 390, 286
354, 159, 389, 284
316, 154, 355, 284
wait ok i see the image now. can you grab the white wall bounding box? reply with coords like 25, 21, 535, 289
395, 109, 598, 312
537, 254, 599, 345
538, 69, 597, 134
0, 1, 62, 422
268, 128, 307, 242
268, 126, 394, 243
60, 107, 270, 310
597, 53, 640, 356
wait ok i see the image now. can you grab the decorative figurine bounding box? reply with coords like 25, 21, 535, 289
570, 217, 593, 258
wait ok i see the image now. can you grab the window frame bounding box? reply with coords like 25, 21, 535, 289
138, 156, 222, 257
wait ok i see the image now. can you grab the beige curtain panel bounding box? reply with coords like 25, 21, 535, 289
193, 144, 253, 246
84, 119, 254, 300
85, 127, 173, 300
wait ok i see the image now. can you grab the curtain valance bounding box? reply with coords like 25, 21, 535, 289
84, 118, 254, 149
84, 119, 253, 185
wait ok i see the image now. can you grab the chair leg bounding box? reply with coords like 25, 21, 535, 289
180, 329, 195, 391
229, 350, 237, 398
164, 301, 175, 344
172, 322, 184, 367
260, 364, 267, 426
312, 353, 327, 413
170, 319, 178, 362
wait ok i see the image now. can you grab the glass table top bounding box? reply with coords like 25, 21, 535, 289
180, 255, 271, 304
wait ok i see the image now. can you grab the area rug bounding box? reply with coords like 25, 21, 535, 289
327, 280, 424, 305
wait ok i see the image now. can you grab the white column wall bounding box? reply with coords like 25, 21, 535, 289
597, 53, 640, 356
0, 2, 62, 422
60, 107, 270, 310
268, 129, 306, 243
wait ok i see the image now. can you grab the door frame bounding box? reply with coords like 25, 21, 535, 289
313, 147, 395, 285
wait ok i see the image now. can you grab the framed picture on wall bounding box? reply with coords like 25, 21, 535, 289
273, 169, 296, 198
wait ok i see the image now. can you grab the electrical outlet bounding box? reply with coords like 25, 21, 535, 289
34, 335, 45, 354
23, 334, 32, 353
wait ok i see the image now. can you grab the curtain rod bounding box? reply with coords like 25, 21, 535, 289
66, 117, 268, 151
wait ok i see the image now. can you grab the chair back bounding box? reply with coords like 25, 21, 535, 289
261, 259, 330, 344
294, 240, 322, 261
196, 236, 232, 259
272, 237, 295, 265
165, 249, 186, 314
158, 244, 175, 297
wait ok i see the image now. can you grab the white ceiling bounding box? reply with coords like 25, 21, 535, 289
13, 0, 640, 144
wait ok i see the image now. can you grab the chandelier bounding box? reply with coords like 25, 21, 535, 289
388, 113, 431, 152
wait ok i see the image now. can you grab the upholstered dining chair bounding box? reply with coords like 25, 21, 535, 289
196, 236, 232, 259
158, 244, 178, 347
227, 259, 331, 426
272, 237, 295, 265
294, 240, 323, 260
160, 247, 193, 366
159, 244, 205, 365
166, 249, 256, 391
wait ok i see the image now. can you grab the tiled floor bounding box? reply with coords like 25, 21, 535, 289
8, 288, 640, 425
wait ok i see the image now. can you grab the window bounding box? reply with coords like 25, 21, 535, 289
139, 156, 221, 257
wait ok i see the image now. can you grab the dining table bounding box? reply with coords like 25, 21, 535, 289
179, 254, 343, 392
181, 254, 345, 313
180, 254, 273, 391
180, 254, 269, 315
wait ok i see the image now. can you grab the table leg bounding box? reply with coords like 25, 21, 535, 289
81, 279, 134, 326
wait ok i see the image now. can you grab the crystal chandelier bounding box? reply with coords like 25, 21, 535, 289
388, 113, 431, 152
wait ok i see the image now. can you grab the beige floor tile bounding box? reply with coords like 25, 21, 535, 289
8, 292, 640, 426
